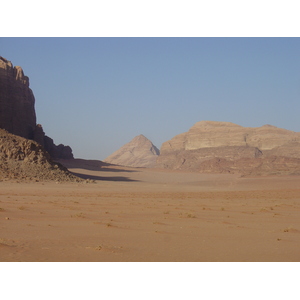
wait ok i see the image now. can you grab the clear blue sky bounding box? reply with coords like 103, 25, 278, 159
1, 37, 299, 160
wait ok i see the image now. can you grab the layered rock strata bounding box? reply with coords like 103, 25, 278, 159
0, 56, 73, 159
156, 121, 300, 175
160, 121, 300, 153
104, 134, 160, 168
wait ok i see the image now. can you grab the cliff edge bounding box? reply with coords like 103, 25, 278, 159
0, 56, 73, 159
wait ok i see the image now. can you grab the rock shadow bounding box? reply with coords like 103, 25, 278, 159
56, 159, 139, 173
71, 172, 140, 182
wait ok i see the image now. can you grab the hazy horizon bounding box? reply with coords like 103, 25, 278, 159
1, 37, 299, 160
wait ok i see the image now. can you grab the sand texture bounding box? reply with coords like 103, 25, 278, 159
1, 159, 300, 262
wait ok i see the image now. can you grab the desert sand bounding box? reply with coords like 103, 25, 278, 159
1, 159, 299, 262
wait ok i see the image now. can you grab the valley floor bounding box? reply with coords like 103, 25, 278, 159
1, 159, 300, 262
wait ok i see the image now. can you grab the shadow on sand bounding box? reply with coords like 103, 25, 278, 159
56, 159, 140, 173
71, 171, 140, 182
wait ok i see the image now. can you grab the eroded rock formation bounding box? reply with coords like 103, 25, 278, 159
104, 134, 160, 168
156, 121, 300, 175
0, 128, 80, 181
160, 121, 300, 153
0, 56, 73, 159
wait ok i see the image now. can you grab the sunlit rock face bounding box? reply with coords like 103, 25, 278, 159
0, 128, 79, 181
104, 134, 160, 168
156, 121, 300, 175
161, 121, 300, 153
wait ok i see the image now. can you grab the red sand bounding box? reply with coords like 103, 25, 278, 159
1, 162, 300, 262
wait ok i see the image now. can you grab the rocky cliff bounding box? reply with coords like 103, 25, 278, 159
156, 121, 300, 175
0, 56, 73, 159
160, 121, 300, 153
0, 56, 36, 139
0, 128, 80, 181
104, 134, 160, 168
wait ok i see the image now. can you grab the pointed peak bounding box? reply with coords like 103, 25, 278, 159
135, 134, 147, 139
131, 134, 151, 142
104, 134, 159, 168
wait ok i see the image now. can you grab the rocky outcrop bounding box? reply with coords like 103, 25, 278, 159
157, 146, 263, 170
0, 56, 36, 139
160, 121, 300, 153
156, 121, 300, 175
44, 134, 74, 160
0, 56, 73, 159
104, 134, 160, 168
0, 128, 80, 181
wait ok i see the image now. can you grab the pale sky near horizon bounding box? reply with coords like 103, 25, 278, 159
1, 37, 300, 160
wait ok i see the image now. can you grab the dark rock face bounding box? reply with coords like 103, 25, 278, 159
44, 135, 74, 160
0, 56, 73, 159
33, 124, 45, 147
0, 56, 36, 139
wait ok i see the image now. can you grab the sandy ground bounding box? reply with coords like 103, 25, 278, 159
1, 159, 300, 262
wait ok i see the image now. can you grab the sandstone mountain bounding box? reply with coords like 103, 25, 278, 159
0, 56, 73, 159
0, 128, 80, 182
156, 121, 300, 176
104, 134, 160, 168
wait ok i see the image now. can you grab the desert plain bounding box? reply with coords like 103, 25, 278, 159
0, 158, 300, 262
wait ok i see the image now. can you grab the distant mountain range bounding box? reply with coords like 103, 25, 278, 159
105, 121, 300, 176
156, 120, 300, 176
